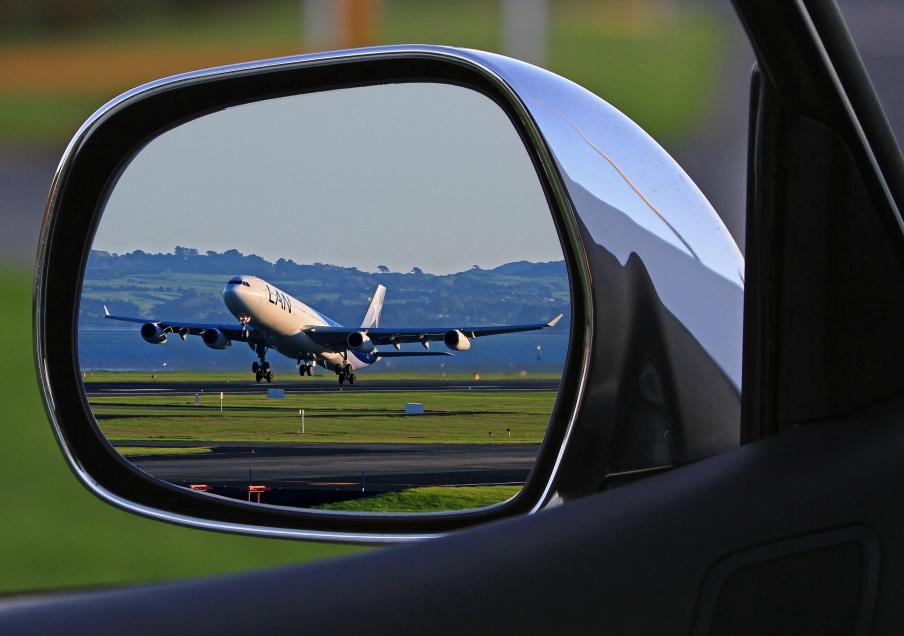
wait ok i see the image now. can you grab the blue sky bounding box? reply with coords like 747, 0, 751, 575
94, 82, 563, 274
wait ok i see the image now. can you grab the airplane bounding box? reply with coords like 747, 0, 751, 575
103, 275, 563, 385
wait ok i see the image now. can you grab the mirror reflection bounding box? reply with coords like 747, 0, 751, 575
79, 83, 570, 513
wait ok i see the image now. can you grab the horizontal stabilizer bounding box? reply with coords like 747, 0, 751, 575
374, 351, 452, 358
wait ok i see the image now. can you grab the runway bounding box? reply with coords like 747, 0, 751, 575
91, 378, 552, 507
122, 441, 539, 507
86, 378, 559, 396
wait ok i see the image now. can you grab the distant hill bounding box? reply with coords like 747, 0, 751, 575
79, 248, 570, 331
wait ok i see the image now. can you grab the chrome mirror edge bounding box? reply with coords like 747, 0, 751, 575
34, 45, 594, 540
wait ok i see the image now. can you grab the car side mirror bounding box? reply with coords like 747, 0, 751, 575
34, 46, 744, 542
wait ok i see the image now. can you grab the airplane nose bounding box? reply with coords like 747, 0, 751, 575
223, 278, 263, 318
223, 280, 247, 315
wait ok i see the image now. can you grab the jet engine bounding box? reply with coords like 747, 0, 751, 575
444, 329, 471, 351
140, 323, 167, 344
202, 328, 231, 350
346, 331, 375, 353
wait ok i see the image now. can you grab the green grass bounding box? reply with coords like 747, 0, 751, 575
547, 9, 725, 142
385, 1, 726, 143
1, 1, 727, 146
82, 369, 561, 383
0, 269, 362, 596
116, 446, 212, 457
90, 391, 554, 445
316, 485, 522, 513
0, 92, 102, 145
80, 272, 228, 314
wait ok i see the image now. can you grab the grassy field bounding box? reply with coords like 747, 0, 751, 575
90, 390, 555, 445
81, 272, 228, 315
0, 1, 726, 145
117, 446, 212, 457
0, 269, 363, 596
83, 369, 561, 383
316, 485, 522, 513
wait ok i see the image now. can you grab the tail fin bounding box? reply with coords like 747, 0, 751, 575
361, 285, 386, 328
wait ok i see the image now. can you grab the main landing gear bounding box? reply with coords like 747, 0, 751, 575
252, 343, 273, 383
298, 354, 315, 377
337, 363, 356, 386
252, 360, 273, 383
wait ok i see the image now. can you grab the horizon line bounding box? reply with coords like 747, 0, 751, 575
88, 247, 566, 277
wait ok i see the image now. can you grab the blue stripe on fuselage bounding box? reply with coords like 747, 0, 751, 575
312, 309, 375, 365
351, 349, 377, 365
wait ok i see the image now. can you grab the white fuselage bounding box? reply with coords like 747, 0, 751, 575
222, 275, 375, 372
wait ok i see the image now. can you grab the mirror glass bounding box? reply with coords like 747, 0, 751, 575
79, 82, 570, 513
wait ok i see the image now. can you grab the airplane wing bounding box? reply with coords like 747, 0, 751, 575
304, 314, 563, 351
102, 306, 261, 342
373, 351, 451, 358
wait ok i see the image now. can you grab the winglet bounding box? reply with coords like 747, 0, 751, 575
547, 313, 563, 328
103, 305, 110, 318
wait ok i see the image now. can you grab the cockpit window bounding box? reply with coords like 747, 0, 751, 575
227, 278, 251, 287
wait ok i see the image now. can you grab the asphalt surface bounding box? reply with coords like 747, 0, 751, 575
92, 378, 551, 506
85, 378, 559, 396
123, 441, 539, 507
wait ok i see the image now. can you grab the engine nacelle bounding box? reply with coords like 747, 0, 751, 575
202, 328, 231, 350
444, 329, 471, 351
140, 323, 167, 345
346, 331, 375, 353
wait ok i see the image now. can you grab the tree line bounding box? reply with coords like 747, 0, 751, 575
80, 248, 570, 330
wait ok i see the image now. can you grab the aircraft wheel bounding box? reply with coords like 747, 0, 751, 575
262, 360, 271, 371
299, 365, 305, 377
252, 361, 260, 373
348, 374, 356, 385
345, 363, 353, 375
338, 374, 345, 385
307, 366, 313, 376
266, 370, 273, 383
255, 370, 263, 382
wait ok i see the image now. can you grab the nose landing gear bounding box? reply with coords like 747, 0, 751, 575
252, 358, 272, 383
